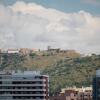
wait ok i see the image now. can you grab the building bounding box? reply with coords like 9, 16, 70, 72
19, 48, 32, 55
0, 71, 49, 100
7, 49, 19, 54
0, 49, 8, 53
93, 69, 100, 100
50, 86, 92, 100
47, 46, 61, 53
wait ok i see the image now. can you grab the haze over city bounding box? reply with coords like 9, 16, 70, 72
0, 0, 100, 54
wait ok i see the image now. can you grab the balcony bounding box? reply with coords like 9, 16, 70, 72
0, 98, 46, 100
0, 89, 46, 91
0, 79, 46, 82
0, 83, 46, 86
0, 94, 46, 96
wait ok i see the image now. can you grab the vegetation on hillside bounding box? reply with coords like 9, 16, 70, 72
0, 51, 100, 95
42, 54, 100, 95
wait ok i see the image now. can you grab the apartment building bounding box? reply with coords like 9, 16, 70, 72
0, 71, 49, 100
50, 86, 92, 100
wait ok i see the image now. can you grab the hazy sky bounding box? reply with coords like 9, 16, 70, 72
0, 0, 100, 54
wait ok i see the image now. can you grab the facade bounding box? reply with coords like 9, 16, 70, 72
93, 69, 100, 100
7, 49, 19, 54
0, 71, 49, 100
50, 86, 92, 100
0, 49, 19, 54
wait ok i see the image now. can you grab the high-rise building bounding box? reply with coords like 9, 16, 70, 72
0, 71, 49, 100
93, 69, 100, 100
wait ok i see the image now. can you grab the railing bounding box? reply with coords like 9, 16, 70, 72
0, 84, 46, 86
0, 89, 46, 91
0, 98, 46, 100
0, 79, 46, 81
0, 94, 46, 96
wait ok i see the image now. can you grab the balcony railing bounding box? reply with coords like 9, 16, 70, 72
0, 84, 46, 86
0, 89, 46, 91
0, 79, 46, 82
0, 94, 46, 96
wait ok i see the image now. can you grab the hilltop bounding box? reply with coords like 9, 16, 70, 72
0, 48, 81, 70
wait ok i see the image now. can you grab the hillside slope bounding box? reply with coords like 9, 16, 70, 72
42, 54, 100, 95
0, 51, 100, 95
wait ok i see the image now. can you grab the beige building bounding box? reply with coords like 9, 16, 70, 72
19, 48, 31, 55
50, 86, 92, 100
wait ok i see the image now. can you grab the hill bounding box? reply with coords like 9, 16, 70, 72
0, 49, 81, 70
0, 50, 100, 95
42, 54, 100, 95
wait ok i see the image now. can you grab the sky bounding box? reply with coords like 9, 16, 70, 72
0, 0, 100, 54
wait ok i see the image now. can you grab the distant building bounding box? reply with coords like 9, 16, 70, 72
0, 49, 19, 54
0, 49, 8, 53
0, 71, 49, 100
47, 46, 61, 54
50, 86, 92, 100
93, 69, 100, 100
7, 49, 19, 54
48, 48, 61, 53
19, 48, 31, 55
